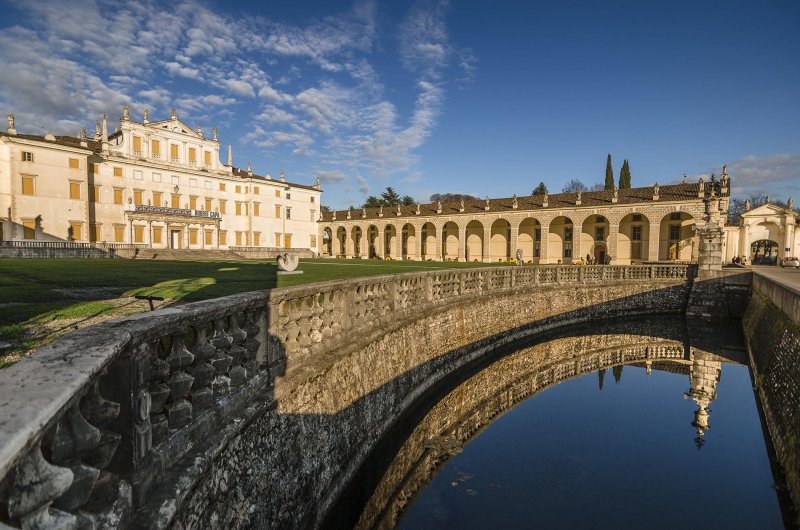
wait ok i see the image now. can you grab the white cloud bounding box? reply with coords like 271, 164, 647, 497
165, 61, 201, 80
223, 79, 255, 97
357, 175, 370, 194
728, 153, 800, 196
318, 170, 348, 184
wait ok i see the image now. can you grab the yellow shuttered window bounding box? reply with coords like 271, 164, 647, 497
253, 203, 260, 216
188, 147, 196, 164
219, 231, 227, 245
69, 223, 82, 241
204, 151, 211, 165
134, 190, 143, 205
134, 226, 144, 243
23, 220, 36, 239
21, 176, 34, 195
69, 182, 81, 199
113, 188, 123, 204
171, 194, 180, 208
189, 196, 198, 209
114, 226, 125, 242
170, 144, 178, 161
133, 136, 142, 154
69, 158, 80, 169
204, 230, 213, 245
153, 191, 162, 206
152, 227, 163, 244
151, 140, 160, 158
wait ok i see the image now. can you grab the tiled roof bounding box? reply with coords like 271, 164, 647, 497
322, 182, 721, 222
0, 132, 99, 151
229, 167, 319, 191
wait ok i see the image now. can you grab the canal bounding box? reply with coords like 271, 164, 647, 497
329, 316, 787, 529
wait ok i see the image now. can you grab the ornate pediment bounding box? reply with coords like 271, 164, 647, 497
145, 119, 203, 138
743, 203, 789, 218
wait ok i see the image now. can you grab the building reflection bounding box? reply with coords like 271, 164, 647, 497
336, 317, 738, 530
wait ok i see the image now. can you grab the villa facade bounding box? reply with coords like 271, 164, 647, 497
0, 109, 322, 252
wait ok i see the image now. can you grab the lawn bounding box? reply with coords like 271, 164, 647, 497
0, 258, 503, 366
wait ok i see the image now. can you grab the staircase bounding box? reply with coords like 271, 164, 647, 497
128, 248, 247, 260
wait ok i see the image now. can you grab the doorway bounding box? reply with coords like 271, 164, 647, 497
593, 244, 606, 264
171, 230, 181, 249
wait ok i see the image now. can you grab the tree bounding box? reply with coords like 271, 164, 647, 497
598, 368, 606, 391
561, 179, 588, 193
320, 205, 331, 214
613, 365, 623, 384
430, 193, 479, 203
618, 159, 632, 189
590, 182, 606, 191
605, 154, 614, 190
362, 195, 383, 208
400, 195, 415, 206
532, 182, 548, 195
728, 192, 786, 224
380, 186, 401, 206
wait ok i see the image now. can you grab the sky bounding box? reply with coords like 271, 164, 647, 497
1, 0, 798, 209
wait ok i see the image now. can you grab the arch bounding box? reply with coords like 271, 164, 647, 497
659, 212, 696, 261
384, 224, 398, 259
336, 226, 347, 258
517, 218, 542, 263
442, 221, 459, 261
581, 215, 610, 264
350, 226, 363, 258
322, 227, 333, 257
401, 223, 417, 260
421, 222, 437, 260
617, 213, 651, 264
548, 216, 574, 264
367, 225, 379, 259
490, 218, 511, 261
465, 220, 484, 262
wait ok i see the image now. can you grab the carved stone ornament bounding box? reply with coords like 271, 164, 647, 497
512, 194, 518, 209
277, 253, 299, 272
122, 105, 130, 120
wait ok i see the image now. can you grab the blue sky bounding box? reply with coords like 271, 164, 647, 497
1, 0, 798, 208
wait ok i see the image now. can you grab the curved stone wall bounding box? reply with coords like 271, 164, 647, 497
0, 265, 691, 529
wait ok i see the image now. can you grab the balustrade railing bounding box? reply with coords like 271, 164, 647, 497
0, 264, 691, 528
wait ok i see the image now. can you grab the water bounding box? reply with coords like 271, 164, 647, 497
341, 317, 786, 530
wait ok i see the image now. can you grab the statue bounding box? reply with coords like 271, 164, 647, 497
80, 128, 87, 141
613, 187, 618, 199
744, 199, 751, 211
362, 207, 367, 218
247, 162, 252, 175
332, 210, 336, 221
280, 169, 285, 182
653, 182, 660, 196
543, 193, 548, 205
7, 113, 14, 130
576, 191, 582, 203
277, 253, 299, 272
460, 198, 465, 211
397, 204, 401, 215
212, 127, 218, 141
416, 203, 421, 215
122, 105, 130, 120
315, 176, 321, 189
512, 194, 518, 209
765, 195, 770, 204
347, 207, 352, 219
437, 199, 442, 212
379, 204, 383, 216
197, 124, 203, 137
485, 196, 490, 210
788, 197, 794, 211
516, 248, 524, 265
143, 109, 149, 122
170, 108, 177, 119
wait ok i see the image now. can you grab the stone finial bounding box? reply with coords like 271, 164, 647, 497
576, 191, 582, 205
512, 194, 518, 209
143, 108, 149, 123
101, 113, 109, 152
212, 127, 218, 141
347, 207, 352, 219
788, 197, 794, 211
197, 124, 203, 137
362, 207, 367, 218
485, 196, 490, 211
436, 199, 442, 213
44, 130, 55, 141
80, 128, 87, 147
280, 169, 285, 182
543, 193, 548, 207
721, 163, 728, 179
94, 120, 101, 140
122, 105, 130, 121
415, 203, 421, 215
227, 145, 232, 166
396, 204, 401, 216
247, 162, 253, 176
332, 210, 336, 221
612, 186, 618, 203
315, 176, 321, 190
765, 195, 770, 204
7, 113, 16, 135
653, 182, 660, 200
697, 176, 705, 198
379, 204, 384, 217
744, 199, 751, 211
459, 198, 465, 212
170, 108, 177, 120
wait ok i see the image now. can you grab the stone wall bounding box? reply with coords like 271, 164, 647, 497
0, 265, 692, 530
0, 241, 144, 258
744, 274, 800, 515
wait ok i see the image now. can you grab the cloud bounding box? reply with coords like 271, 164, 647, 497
223, 79, 255, 97
398, 0, 450, 76
728, 153, 800, 196
317, 170, 348, 184
458, 47, 478, 87
357, 175, 370, 194
165, 61, 201, 80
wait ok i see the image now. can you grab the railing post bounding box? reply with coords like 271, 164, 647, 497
579, 266, 584, 283
510, 267, 516, 288
425, 273, 433, 302
650, 265, 656, 279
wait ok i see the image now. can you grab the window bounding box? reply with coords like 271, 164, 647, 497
632, 226, 642, 241
153, 191, 162, 206
114, 226, 125, 242
204, 230, 213, 245
189, 229, 198, 245
153, 227, 163, 244
152, 172, 161, 182
171, 175, 179, 185
134, 190, 144, 205
92, 163, 100, 173
284, 234, 292, 249
310, 235, 317, 247
596, 215, 605, 223
189, 178, 197, 187
204, 151, 211, 166
171, 194, 180, 208
151, 140, 160, 159
534, 228, 541, 241
21, 176, 34, 195
595, 226, 605, 241
253, 203, 260, 216
669, 224, 681, 241
670, 212, 682, 221
275, 205, 281, 218
245, 232, 250, 246
170, 144, 179, 162
235, 185, 241, 194
91, 185, 100, 203
253, 232, 260, 246
189, 196, 198, 210
275, 233, 281, 246
253, 186, 259, 195
113, 188, 123, 205
22, 219, 36, 239
133, 170, 143, 180
235, 231, 242, 245
113, 167, 122, 177
235, 202, 242, 215
134, 226, 144, 243
22, 151, 33, 162
632, 214, 642, 222
310, 210, 316, 221
219, 200, 227, 214
188, 147, 196, 165
133, 136, 142, 155
69, 158, 80, 169
285, 207, 291, 219
563, 227, 573, 259
69, 223, 82, 241
310, 196, 315, 203
219, 231, 227, 245
69, 181, 81, 200
91, 223, 101, 242
286, 192, 291, 200
275, 190, 280, 198
564, 227, 573, 241
205, 198, 213, 211
219, 183, 226, 191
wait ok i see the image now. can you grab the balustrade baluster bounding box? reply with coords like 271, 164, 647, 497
188, 323, 216, 412
210, 318, 233, 397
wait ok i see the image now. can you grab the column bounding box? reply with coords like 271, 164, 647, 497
146, 220, 152, 248
377, 229, 384, 258
509, 224, 519, 260
539, 221, 550, 264
416, 228, 423, 261
648, 222, 660, 261
483, 227, 491, 263
434, 225, 443, 261
185, 224, 190, 249
458, 227, 466, 262
345, 229, 354, 257
606, 222, 619, 263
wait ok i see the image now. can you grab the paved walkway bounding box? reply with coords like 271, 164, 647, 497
751, 265, 800, 292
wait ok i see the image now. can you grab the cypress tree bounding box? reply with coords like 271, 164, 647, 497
604, 154, 614, 190
619, 159, 632, 189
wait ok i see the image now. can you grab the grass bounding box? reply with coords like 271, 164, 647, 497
0, 257, 502, 366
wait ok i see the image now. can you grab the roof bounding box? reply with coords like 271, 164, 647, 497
230, 166, 320, 191
0, 131, 99, 151
321, 182, 721, 222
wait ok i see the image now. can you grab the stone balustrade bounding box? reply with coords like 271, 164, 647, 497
0, 264, 692, 529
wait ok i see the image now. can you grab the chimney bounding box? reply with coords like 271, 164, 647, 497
101, 114, 109, 152
7, 113, 16, 135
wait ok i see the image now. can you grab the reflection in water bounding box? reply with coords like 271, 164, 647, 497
336, 317, 782, 530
